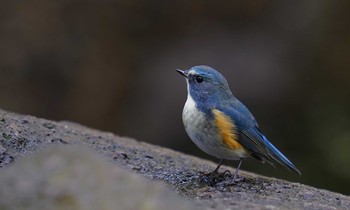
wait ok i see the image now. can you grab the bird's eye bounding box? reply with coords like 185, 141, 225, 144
195, 76, 204, 83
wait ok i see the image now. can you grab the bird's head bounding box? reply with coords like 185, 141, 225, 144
177, 65, 233, 103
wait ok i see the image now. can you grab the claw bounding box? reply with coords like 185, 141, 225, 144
199, 170, 232, 186
198, 159, 244, 186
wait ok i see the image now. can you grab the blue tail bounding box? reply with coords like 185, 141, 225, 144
262, 135, 301, 175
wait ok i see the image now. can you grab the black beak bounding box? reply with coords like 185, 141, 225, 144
176, 69, 188, 78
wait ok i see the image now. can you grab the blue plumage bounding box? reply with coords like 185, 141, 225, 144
177, 65, 301, 180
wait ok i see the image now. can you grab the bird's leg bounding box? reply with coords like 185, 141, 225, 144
212, 159, 224, 174
212, 159, 231, 177
200, 159, 224, 176
232, 158, 243, 182
199, 159, 232, 185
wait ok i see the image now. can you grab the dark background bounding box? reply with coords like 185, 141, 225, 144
1, 1, 349, 194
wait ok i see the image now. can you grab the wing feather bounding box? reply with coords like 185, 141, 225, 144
215, 105, 301, 174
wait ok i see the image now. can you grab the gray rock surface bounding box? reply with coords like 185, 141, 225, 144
0, 109, 349, 209
0, 145, 196, 210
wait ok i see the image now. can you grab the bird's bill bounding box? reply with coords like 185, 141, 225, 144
176, 69, 188, 78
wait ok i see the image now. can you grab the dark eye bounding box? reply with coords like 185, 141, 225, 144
195, 76, 204, 83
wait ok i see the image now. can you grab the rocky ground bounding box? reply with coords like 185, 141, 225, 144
0, 109, 349, 210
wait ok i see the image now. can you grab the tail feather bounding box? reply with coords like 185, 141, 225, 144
262, 135, 301, 175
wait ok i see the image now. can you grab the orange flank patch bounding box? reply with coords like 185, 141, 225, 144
212, 109, 242, 149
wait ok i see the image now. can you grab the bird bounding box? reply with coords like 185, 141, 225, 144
176, 65, 301, 182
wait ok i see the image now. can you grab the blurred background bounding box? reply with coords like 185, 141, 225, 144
1, 0, 349, 194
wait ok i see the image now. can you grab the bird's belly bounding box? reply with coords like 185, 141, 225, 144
182, 96, 247, 160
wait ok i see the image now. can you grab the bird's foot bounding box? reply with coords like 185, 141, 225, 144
199, 170, 231, 186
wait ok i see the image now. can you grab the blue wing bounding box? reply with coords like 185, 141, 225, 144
241, 127, 301, 175
217, 103, 301, 175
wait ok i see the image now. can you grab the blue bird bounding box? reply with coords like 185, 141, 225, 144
177, 65, 301, 182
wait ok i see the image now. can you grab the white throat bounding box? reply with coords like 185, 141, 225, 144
184, 79, 196, 111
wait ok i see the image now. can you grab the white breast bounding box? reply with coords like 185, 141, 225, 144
182, 93, 205, 137
182, 91, 248, 160
182, 93, 222, 157
182, 93, 204, 132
